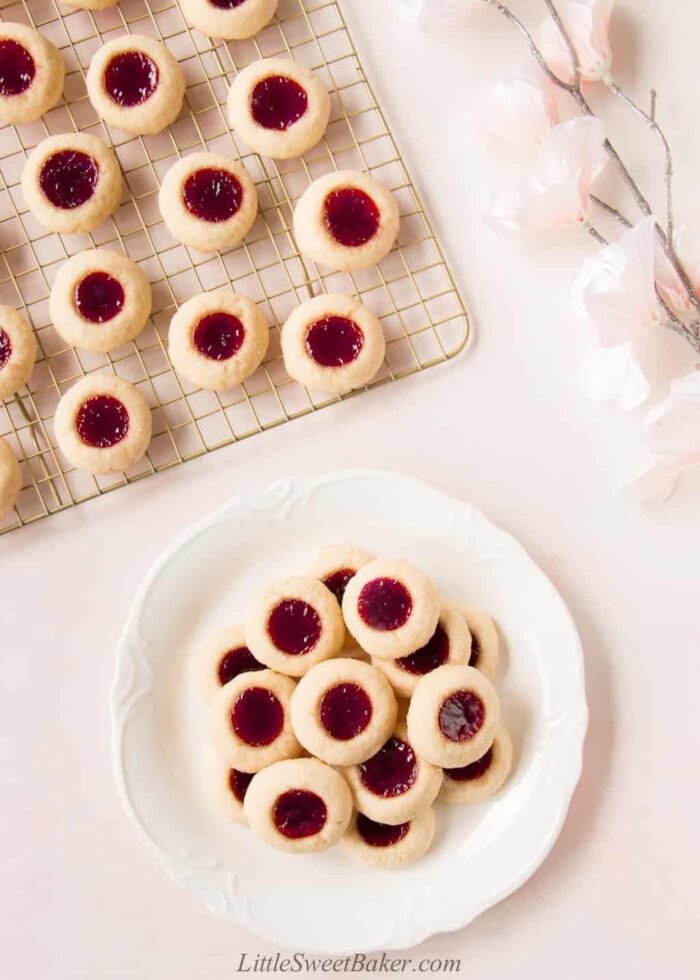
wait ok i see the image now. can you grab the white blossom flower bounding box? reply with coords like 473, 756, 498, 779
654, 225, 700, 317
470, 69, 559, 150
582, 342, 651, 410
538, 0, 614, 84
397, 0, 487, 29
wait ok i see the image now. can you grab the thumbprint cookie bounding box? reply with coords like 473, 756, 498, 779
307, 543, 375, 604
0, 306, 36, 400
290, 658, 397, 766
244, 757, 352, 853
454, 603, 500, 679
440, 725, 513, 805
0, 22, 64, 124
281, 293, 385, 394
205, 748, 255, 825
293, 170, 400, 272
0, 438, 21, 519
181, 0, 278, 41
342, 559, 440, 660
407, 664, 500, 769
168, 291, 269, 391
227, 57, 330, 160
341, 806, 435, 870
209, 668, 301, 772
194, 624, 265, 703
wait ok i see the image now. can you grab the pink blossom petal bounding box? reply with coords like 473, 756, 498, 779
471, 70, 559, 149
643, 371, 700, 454
582, 342, 651, 410
625, 453, 700, 505
538, 0, 614, 84
571, 216, 662, 347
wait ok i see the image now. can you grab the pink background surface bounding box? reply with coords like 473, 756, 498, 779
2, 1, 697, 977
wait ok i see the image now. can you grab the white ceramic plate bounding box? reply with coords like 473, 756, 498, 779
111, 470, 587, 953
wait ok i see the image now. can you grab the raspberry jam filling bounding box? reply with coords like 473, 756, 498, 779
217, 646, 264, 686
438, 690, 485, 742
228, 768, 254, 803
445, 745, 493, 782
0, 39, 35, 96
183, 168, 242, 223
75, 395, 129, 449
193, 312, 245, 361
251, 75, 308, 131
356, 814, 409, 848
104, 51, 159, 108
396, 623, 449, 676
305, 316, 364, 368
357, 578, 412, 632
324, 188, 380, 248
0, 328, 11, 370
322, 567, 354, 603
319, 683, 372, 741
75, 272, 125, 324
231, 687, 284, 746
273, 789, 327, 840
267, 599, 321, 656
469, 633, 480, 667
40, 151, 99, 210
359, 736, 417, 798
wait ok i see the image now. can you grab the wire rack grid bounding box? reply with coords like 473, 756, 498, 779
0, 0, 470, 536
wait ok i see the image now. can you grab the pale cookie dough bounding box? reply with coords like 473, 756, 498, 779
372, 605, 470, 699
307, 543, 375, 604
453, 603, 500, 679
293, 170, 400, 272
244, 757, 352, 853
60, 0, 118, 9
181, 0, 278, 41
440, 724, 513, 805
168, 290, 269, 391
227, 57, 330, 160
194, 623, 265, 703
22, 133, 122, 234
0, 23, 65, 124
0, 306, 36, 400
281, 293, 385, 394
344, 722, 442, 825
86, 35, 185, 136
0, 437, 22, 519
209, 669, 301, 772
49, 249, 151, 354
54, 373, 152, 475
407, 664, 500, 769
341, 806, 435, 870
342, 558, 440, 661
205, 748, 255, 825
245, 576, 345, 678
158, 151, 257, 253
290, 658, 397, 766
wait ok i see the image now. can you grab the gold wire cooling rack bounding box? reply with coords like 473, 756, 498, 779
0, 0, 470, 536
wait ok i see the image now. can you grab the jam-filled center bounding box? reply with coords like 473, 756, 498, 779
305, 316, 364, 368
183, 168, 242, 223
359, 735, 417, 798
193, 312, 245, 361
356, 814, 410, 848
469, 633, 480, 667
217, 645, 264, 686
438, 690, 485, 742
319, 682, 372, 741
324, 187, 380, 248
75, 272, 125, 324
273, 789, 327, 839
445, 745, 493, 782
0, 39, 36, 96
267, 599, 321, 656
75, 394, 129, 449
228, 768, 254, 803
104, 51, 159, 108
40, 151, 99, 210
397, 623, 449, 676
231, 686, 284, 746
250, 74, 308, 131
0, 328, 12, 370
357, 577, 412, 632
322, 567, 354, 603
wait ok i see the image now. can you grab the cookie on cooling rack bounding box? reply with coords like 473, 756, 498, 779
54, 373, 152, 475
293, 170, 400, 272
168, 291, 269, 391
281, 293, 385, 394
86, 34, 185, 136
0, 306, 36, 401
0, 22, 65, 124
49, 250, 151, 354
22, 133, 123, 234
341, 806, 436, 869
181, 0, 278, 40
158, 152, 258, 253
227, 57, 331, 160
59, 0, 118, 8
0, 437, 21, 519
